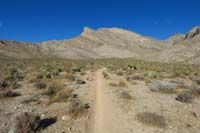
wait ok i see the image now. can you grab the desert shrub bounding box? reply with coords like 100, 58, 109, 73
11, 112, 41, 133
109, 81, 127, 87
150, 80, 177, 94
118, 81, 127, 87
68, 100, 90, 119
136, 112, 166, 128
72, 68, 81, 73
126, 75, 145, 81
67, 75, 76, 81
119, 91, 133, 100
0, 90, 20, 98
80, 72, 86, 76
42, 82, 64, 96
10, 80, 20, 89
34, 80, 46, 89
5, 69, 19, 81
36, 73, 43, 79
175, 91, 194, 103
116, 69, 123, 76
50, 89, 73, 103
195, 79, 200, 85
0, 80, 9, 89
45, 72, 51, 79
145, 71, 158, 79
102, 71, 109, 79
76, 79, 86, 84
191, 88, 200, 96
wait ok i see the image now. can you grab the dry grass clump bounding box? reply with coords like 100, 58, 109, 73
68, 100, 90, 119
116, 69, 123, 76
175, 91, 194, 103
12, 112, 41, 133
34, 80, 46, 89
0, 90, 20, 99
126, 75, 145, 81
119, 91, 133, 100
67, 74, 76, 81
76, 79, 86, 84
50, 89, 73, 103
191, 88, 200, 96
42, 81, 64, 96
0, 80, 9, 90
102, 71, 109, 79
109, 81, 127, 87
150, 80, 177, 94
11, 112, 57, 133
136, 112, 166, 128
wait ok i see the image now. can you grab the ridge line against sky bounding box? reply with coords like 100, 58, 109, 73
0, 0, 200, 43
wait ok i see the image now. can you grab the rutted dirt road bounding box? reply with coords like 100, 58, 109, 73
88, 68, 125, 133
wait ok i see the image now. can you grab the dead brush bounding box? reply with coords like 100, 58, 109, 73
136, 112, 167, 128
109, 81, 127, 87
0, 90, 20, 99
68, 100, 90, 119
119, 91, 133, 100
11, 112, 57, 133
102, 71, 109, 79
175, 91, 194, 103
12, 112, 41, 133
50, 89, 73, 103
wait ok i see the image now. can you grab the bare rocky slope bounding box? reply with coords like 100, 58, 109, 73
0, 26, 200, 64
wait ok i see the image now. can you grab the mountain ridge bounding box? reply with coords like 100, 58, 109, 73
0, 26, 200, 64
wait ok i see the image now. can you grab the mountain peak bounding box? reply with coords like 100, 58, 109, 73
83, 26, 95, 33
185, 25, 200, 39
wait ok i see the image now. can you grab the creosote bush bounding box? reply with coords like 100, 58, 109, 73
12, 112, 41, 133
68, 100, 90, 119
0, 90, 20, 99
109, 81, 127, 87
175, 91, 194, 103
76, 79, 86, 84
136, 112, 166, 128
34, 80, 46, 89
50, 89, 73, 103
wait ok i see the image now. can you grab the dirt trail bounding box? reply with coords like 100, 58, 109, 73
88, 68, 125, 133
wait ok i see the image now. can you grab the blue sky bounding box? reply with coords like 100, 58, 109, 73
0, 0, 200, 42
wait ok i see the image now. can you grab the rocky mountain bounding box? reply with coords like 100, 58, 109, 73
40, 27, 166, 59
0, 26, 200, 64
0, 40, 43, 59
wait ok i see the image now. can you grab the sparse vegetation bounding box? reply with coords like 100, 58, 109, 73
102, 71, 109, 79
0, 90, 20, 99
109, 81, 127, 87
68, 100, 90, 119
150, 80, 177, 94
76, 79, 86, 84
119, 91, 133, 100
12, 112, 41, 133
34, 80, 46, 89
175, 91, 194, 103
50, 89, 73, 103
136, 112, 167, 128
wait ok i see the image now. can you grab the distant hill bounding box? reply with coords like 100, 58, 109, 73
0, 26, 200, 64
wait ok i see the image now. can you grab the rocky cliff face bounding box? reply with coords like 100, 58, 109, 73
1, 26, 200, 64
185, 26, 200, 40
40, 27, 166, 59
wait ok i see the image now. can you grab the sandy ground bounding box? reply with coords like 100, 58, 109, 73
1, 68, 200, 133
